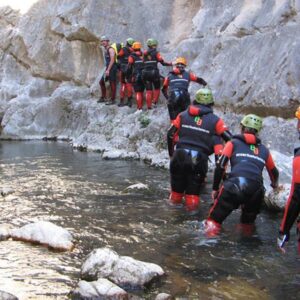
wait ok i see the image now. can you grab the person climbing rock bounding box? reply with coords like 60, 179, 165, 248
162, 57, 207, 121
167, 88, 231, 212
117, 38, 135, 107
127, 42, 145, 110
142, 38, 172, 109
278, 106, 300, 254
98, 35, 117, 105
205, 114, 279, 237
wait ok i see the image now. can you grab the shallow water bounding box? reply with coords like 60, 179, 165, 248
0, 141, 299, 299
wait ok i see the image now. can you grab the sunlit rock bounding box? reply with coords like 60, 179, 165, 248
81, 248, 165, 289
0, 0, 299, 169
0, 225, 12, 241
155, 293, 172, 300
265, 183, 291, 211
0, 187, 15, 197
72, 278, 128, 300
0, 291, 18, 300
124, 183, 149, 192
10, 221, 74, 251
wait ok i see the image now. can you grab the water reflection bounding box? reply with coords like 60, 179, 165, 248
0, 141, 299, 299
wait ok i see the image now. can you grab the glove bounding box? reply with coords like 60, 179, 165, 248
277, 232, 289, 252
211, 190, 219, 202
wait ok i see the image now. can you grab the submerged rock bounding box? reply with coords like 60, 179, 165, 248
123, 183, 149, 192
10, 221, 74, 251
72, 278, 128, 300
81, 248, 165, 289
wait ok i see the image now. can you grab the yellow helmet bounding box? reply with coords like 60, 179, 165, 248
132, 42, 142, 50
175, 57, 187, 66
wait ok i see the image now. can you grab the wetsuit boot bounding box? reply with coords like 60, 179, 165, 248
136, 92, 143, 110
146, 90, 153, 109
153, 89, 160, 106
204, 218, 221, 237
169, 191, 183, 206
185, 194, 199, 212
127, 97, 133, 108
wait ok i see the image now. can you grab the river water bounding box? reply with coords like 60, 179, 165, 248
0, 141, 299, 299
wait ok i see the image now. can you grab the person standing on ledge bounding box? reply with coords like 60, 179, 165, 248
98, 35, 117, 105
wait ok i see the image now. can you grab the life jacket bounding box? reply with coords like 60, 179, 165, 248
176, 104, 220, 154
168, 70, 190, 92
130, 51, 144, 74
229, 134, 269, 181
118, 46, 131, 65
143, 48, 158, 69
110, 42, 123, 63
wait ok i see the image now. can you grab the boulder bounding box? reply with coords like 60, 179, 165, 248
0, 291, 18, 300
81, 248, 165, 289
72, 278, 128, 300
10, 221, 74, 251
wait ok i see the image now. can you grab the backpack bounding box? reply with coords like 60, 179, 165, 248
111, 42, 124, 63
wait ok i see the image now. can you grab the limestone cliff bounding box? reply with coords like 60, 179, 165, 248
0, 0, 299, 157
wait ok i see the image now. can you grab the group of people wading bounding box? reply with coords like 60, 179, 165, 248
99, 35, 300, 254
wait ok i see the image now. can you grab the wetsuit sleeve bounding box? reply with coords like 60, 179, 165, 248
215, 118, 232, 142
266, 152, 279, 188
117, 48, 125, 58
161, 77, 169, 100
156, 52, 172, 66
189, 72, 207, 86
127, 56, 134, 77
280, 155, 300, 235
212, 141, 233, 191
167, 115, 181, 157
213, 137, 224, 164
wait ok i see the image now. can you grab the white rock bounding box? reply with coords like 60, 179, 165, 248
72, 278, 128, 300
0, 187, 15, 197
0, 225, 12, 241
155, 293, 172, 300
124, 183, 149, 191
0, 290, 18, 300
265, 183, 291, 210
10, 221, 74, 251
81, 248, 165, 289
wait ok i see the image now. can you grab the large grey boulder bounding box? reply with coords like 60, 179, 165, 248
0, 291, 18, 300
72, 278, 128, 300
81, 248, 165, 289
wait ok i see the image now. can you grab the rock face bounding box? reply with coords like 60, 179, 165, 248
0, 1, 299, 206
81, 248, 165, 289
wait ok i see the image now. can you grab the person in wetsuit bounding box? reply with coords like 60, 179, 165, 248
205, 114, 279, 236
278, 106, 300, 253
117, 37, 135, 107
142, 38, 172, 109
167, 88, 231, 212
127, 42, 145, 110
162, 57, 207, 121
